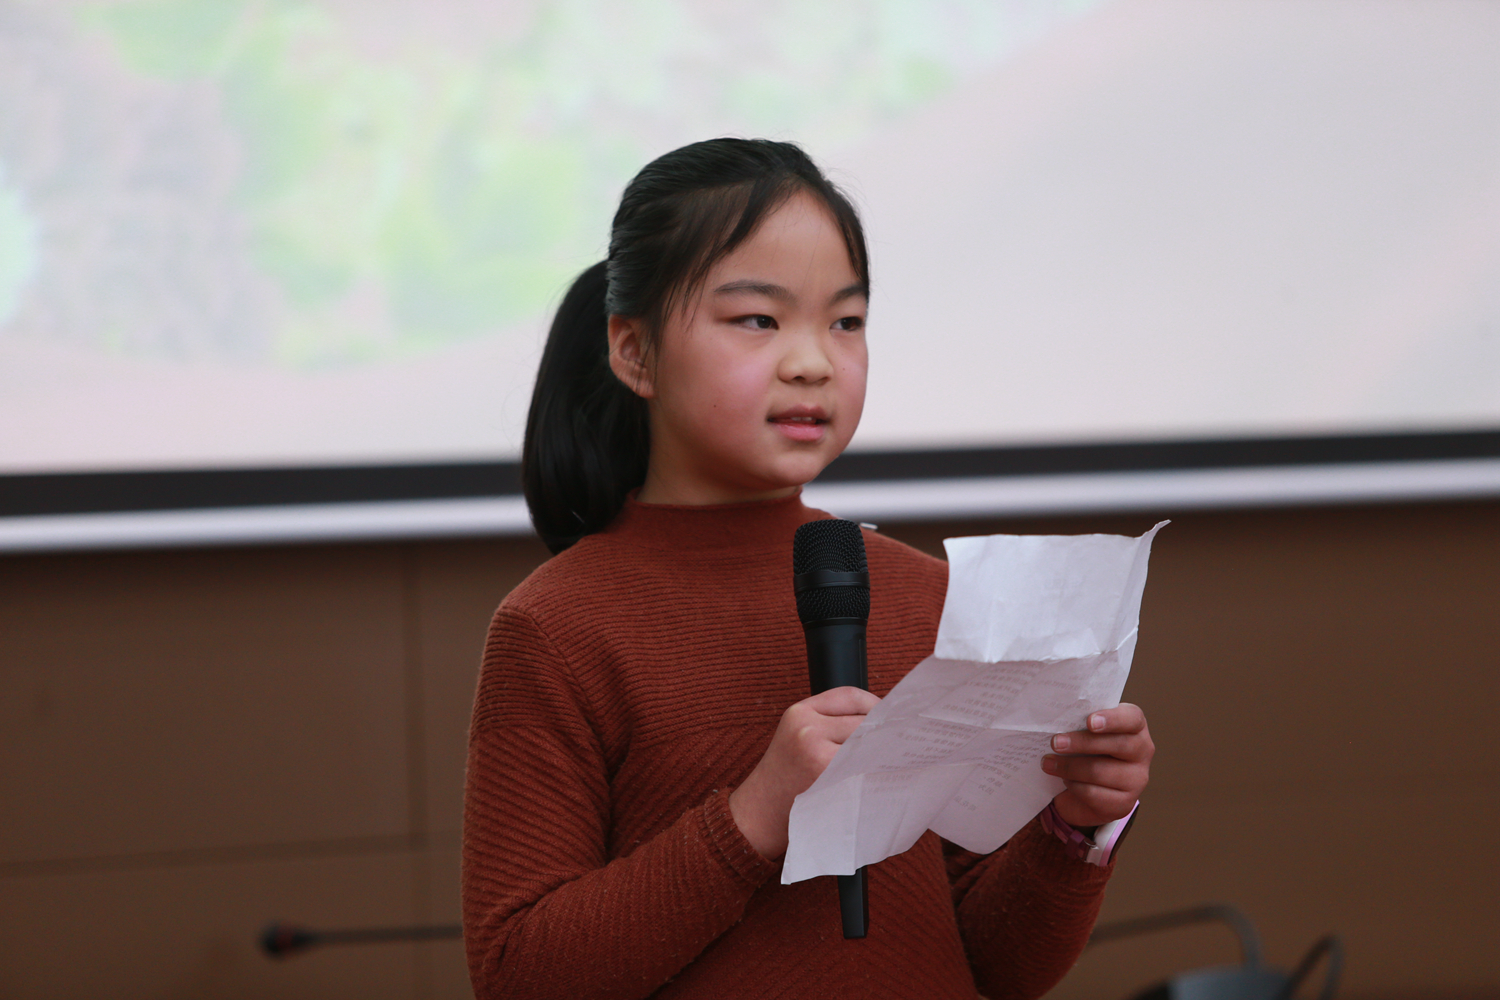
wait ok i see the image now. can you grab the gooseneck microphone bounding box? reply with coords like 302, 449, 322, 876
792, 518, 871, 940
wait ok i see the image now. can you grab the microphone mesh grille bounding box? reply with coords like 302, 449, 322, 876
796, 582, 870, 622
793, 519, 870, 622
793, 519, 868, 574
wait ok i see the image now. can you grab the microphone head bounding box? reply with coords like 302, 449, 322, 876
792, 519, 870, 623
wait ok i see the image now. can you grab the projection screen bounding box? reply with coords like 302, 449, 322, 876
2, 0, 1498, 549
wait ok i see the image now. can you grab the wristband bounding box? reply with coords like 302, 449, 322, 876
1040, 800, 1139, 866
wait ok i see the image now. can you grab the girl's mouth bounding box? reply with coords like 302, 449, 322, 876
769, 413, 828, 443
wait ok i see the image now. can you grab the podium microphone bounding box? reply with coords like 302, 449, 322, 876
792, 518, 871, 939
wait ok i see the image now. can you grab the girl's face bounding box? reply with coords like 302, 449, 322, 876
611, 190, 868, 505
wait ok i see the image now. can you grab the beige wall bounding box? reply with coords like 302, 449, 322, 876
1, 500, 1496, 999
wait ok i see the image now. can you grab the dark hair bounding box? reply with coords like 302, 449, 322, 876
521, 138, 870, 553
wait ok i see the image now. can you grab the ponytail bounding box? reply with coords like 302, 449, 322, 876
521, 261, 650, 554
522, 138, 869, 554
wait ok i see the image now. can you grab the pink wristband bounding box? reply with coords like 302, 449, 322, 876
1040, 800, 1139, 866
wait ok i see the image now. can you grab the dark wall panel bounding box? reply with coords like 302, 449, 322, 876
0, 501, 1494, 998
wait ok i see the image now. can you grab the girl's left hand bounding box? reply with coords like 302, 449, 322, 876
1042, 703, 1154, 829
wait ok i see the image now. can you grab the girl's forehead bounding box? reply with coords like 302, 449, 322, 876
705, 192, 862, 290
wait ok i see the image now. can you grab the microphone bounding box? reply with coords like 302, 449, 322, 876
792, 518, 871, 940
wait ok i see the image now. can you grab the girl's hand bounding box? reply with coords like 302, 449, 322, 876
1043, 703, 1154, 829
729, 686, 878, 860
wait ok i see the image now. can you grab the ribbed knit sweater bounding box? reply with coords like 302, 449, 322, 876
462, 493, 1112, 1000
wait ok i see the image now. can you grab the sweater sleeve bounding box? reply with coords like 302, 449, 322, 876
943, 817, 1113, 1000
462, 606, 779, 1000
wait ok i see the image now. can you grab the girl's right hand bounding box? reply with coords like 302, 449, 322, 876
728, 686, 879, 860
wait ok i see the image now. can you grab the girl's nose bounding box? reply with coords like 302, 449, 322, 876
778, 328, 834, 384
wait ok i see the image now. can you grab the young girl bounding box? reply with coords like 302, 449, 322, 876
462, 138, 1154, 1000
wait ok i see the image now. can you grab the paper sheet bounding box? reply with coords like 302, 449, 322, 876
781, 522, 1166, 884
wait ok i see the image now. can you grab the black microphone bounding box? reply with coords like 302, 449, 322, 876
792, 518, 871, 940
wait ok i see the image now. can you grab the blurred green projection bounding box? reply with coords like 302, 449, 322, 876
0, 163, 40, 329
7, 0, 1104, 367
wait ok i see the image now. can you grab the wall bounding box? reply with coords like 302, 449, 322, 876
1, 499, 1495, 999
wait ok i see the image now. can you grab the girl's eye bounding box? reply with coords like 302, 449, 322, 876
736, 314, 777, 330
834, 315, 865, 332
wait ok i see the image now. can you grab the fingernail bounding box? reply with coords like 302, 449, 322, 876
1041, 755, 1058, 773
1090, 714, 1105, 731
1052, 734, 1070, 752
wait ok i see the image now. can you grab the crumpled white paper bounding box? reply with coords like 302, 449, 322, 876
781, 522, 1167, 884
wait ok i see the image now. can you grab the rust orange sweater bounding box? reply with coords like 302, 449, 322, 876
462, 493, 1112, 999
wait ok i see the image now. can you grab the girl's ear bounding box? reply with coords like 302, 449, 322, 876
608, 315, 656, 399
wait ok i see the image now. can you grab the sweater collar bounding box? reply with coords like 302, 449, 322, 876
603, 489, 828, 552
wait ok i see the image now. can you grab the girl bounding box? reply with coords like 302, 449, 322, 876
463, 138, 1153, 1000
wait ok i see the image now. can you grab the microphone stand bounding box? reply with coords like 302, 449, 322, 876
260, 921, 462, 958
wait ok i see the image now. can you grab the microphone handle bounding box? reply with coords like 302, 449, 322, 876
803, 620, 867, 692
802, 618, 870, 940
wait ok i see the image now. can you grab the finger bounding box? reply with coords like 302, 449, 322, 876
804, 686, 880, 716
826, 714, 866, 744
1042, 754, 1141, 790
1053, 783, 1138, 826
1080, 704, 1147, 736
788, 703, 872, 746
1050, 730, 1155, 762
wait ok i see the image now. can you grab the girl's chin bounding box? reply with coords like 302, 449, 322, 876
760, 454, 837, 490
